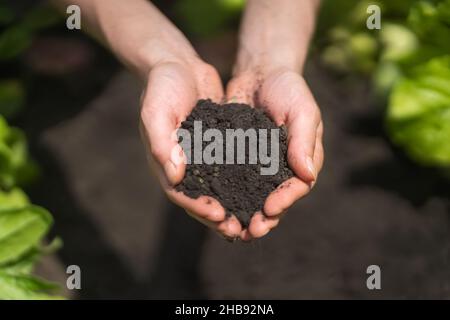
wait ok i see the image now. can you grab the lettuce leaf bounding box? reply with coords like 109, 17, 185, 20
0, 206, 53, 265
0, 3, 62, 300
0, 116, 39, 189
0, 188, 29, 211
0, 205, 63, 300
0, 272, 63, 300
387, 56, 450, 167
408, 0, 450, 51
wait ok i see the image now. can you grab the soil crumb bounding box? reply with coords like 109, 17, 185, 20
175, 99, 293, 227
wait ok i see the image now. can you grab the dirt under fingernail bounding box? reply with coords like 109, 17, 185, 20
175, 99, 293, 228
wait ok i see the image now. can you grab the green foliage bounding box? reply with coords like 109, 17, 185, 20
0, 80, 25, 119
318, 0, 450, 168
387, 56, 450, 167
0, 188, 28, 211
0, 206, 52, 265
0, 202, 62, 299
0, 2, 61, 120
0, 3, 61, 62
0, 116, 39, 189
20, 5, 62, 32
321, 29, 379, 74
409, 0, 450, 51
0, 3, 15, 26
0, 272, 62, 300
174, 0, 244, 38
0, 24, 32, 61
0, 116, 61, 300
0, 1, 62, 299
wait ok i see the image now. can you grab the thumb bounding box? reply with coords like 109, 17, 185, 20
139, 63, 197, 186
140, 110, 186, 186
286, 112, 318, 183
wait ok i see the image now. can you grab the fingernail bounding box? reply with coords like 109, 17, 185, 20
306, 156, 316, 180
164, 160, 177, 185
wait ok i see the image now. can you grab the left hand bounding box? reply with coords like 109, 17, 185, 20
226, 67, 324, 241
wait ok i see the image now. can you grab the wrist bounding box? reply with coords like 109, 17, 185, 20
232, 51, 301, 84
232, 36, 310, 79
134, 38, 201, 81
233, 0, 319, 80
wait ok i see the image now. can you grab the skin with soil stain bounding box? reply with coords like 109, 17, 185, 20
176, 99, 293, 227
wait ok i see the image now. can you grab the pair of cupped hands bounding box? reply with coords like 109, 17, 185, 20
140, 57, 324, 241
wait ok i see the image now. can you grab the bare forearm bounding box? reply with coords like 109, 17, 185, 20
234, 0, 321, 76
52, 0, 199, 79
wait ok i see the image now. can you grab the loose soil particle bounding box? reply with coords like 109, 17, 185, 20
176, 99, 294, 227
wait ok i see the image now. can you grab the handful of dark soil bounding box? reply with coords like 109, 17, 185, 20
175, 99, 293, 227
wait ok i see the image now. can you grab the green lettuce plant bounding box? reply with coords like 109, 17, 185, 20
0, 1, 63, 300
0, 116, 62, 300
387, 56, 450, 167
174, 0, 244, 37
317, 0, 450, 169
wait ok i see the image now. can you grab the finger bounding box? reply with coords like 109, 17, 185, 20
240, 229, 253, 242
140, 114, 186, 187
257, 70, 321, 182
313, 121, 325, 176
216, 215, 242, 238
140, 65, 197, 186
264, 122, 324, 215
247, 212, 280, 239
186, 210, 241, 239
167, 188, 226, 222
186, 209, 218, 229
263, 177, 311, 216
286, 105, 321, 183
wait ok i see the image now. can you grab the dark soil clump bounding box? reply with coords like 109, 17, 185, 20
175, 99, 294, 227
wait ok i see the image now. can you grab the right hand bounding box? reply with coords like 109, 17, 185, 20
139, 59, 243, 240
